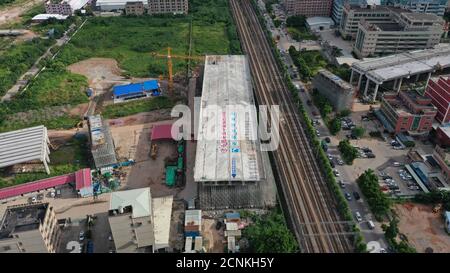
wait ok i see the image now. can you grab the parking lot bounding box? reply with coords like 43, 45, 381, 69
378, 166, 421, 197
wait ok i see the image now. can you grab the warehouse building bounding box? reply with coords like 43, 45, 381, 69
88, 115, 117, 170
108, 187, 173, 253
0, 203, 61, 253
283, 0, 333, 17
0, 126, 51, 174
195, 55, 277, 209
312, 69, 355, 111
112, 80, 160, 103
45, 0, 90, 15
306, 17, 335, 31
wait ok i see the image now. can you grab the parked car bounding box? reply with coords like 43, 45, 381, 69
333, 169, 340, 177
355, 211, 363, 222
366, 153, 376, 158
337, 159, 344, 165
393, 162, 401, 167
339, 180, 346, 188
353, 191, 361, 200
324, 137, 331, 143
368, 220, 375, 230
345, 192, 352, 201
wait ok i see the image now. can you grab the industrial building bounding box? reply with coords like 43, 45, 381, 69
112, 80, 160, 103
45, 0, 90, 15
0, 203, 61, 253
283, 0, 333, 17
376, 90, 437, 134
332, 0, 367, 24
0, 126, 51, 174
350, 46, 450, 101
195, 55, 277, 209
88, 115, 118, 170
31, 14, 69, 22
306, 17, 335, 31
147, 0, 188, 15
445, 211, 450, 233
436, 125, 450, 146
425, 76, 450, 125
384, 0, 447, 16
353, 11, 444, 58
125, 1, 145, 15
108, 187, 173, 253
96, 0, 188, 14
312, 69, 355, 111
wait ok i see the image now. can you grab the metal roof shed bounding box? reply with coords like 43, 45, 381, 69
0, 126, 51, 174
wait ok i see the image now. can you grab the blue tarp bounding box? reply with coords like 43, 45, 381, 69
113, 80, 159, 97
225, 212, 240, 219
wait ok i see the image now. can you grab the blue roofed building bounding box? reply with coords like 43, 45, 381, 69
445, 211, 450, 233
113, 80, 160, 103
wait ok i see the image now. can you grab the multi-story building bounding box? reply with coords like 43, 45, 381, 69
108, 188, 173, 253
425, 76, 450, 125
433, 145, 450, 180
339, 4, 394, 39
379, 90, 437, 134
383, 0, 447, 16
0, 203, 61, 253
312, 69, 355, 111
283, 0, 333, 17
147, 0, 188, 15
45, 0, 89, 15
125, 1, 145, 15
332, 0, 367, 24
352, 10, 444, 57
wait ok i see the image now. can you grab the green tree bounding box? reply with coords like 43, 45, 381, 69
338, 139, 358, 164
357, 169, 391, 218
286, 15, 307, 28
243, 211, 298, 253
329, 117, 341, 135
338, 109, 351, 117
352, 126, 365, 138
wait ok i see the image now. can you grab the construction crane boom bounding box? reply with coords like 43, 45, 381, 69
151, 47, 205, 96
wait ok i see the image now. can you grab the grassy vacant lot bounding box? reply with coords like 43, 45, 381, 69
0, 135, 90, 188
101, 96, 174, 119
57, 0, 240, 77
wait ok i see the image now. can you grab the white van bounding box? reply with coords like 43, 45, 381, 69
368, 220, 375, 230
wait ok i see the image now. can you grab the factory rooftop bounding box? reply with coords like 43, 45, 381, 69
0, 126, 51, 174
88, 115, 117, 169
110, 188, 151, 218
194, 55, 263, 183
0, 203, 49, 239
352, 46, 450, 83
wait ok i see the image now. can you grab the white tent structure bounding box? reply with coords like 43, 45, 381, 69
0, 126, 51, 174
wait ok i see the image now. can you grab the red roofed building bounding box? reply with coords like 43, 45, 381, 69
151, 124, 178, 141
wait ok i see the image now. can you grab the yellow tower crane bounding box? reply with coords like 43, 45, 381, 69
151, 47, 205, 97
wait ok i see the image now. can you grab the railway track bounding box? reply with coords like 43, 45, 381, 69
229, 0, 352, 253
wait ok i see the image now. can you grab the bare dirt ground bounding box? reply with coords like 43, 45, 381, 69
109, 119, 180, 197
169, 200, 186, 252
395, 203, 450, 253
201, 218, 225, 253
68, 58, 126, 91
0, 0, 44, 26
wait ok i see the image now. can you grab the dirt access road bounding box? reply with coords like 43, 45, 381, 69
0, 0, 45, 27
396, 203, 450, 253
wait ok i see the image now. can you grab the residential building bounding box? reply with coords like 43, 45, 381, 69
125, 1, 145, 15
353, 11, 444, 58
383, 0, 447, 16
332, 0, 367, 24
425, 76, 450, 125
108, 188, 173, 253
283, 0, 333, 17
312, 69, 355, 111
436, 124, 450, 146
45, 0, 89, 15
378, 90, 437, 134
96, 0, 146, 11
147, 0, 188, 15
0, 203, 61, 253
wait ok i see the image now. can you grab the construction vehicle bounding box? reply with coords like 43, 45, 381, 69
151, 47, 205, 96
151, 143, 158, 159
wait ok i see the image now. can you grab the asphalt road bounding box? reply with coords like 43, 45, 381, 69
259, 1, 388, 252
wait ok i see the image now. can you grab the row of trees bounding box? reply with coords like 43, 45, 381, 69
242, 211, 298, 253
382, 218, 416, 253
357, 169, 392, 219
338, 139, 358, 164
414, 190, 450, 211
